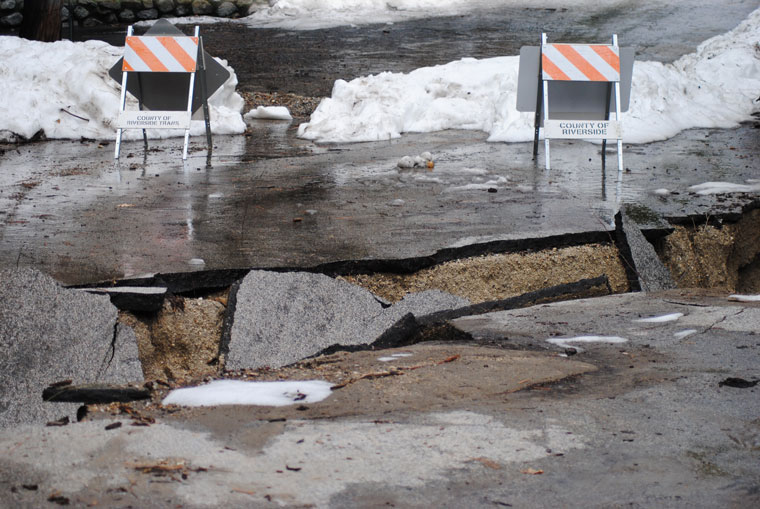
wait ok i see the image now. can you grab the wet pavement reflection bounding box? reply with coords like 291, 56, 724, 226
1, 119, 757, 285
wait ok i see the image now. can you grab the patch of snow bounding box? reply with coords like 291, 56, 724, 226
378, 352, 413, 361
634, 312, 684, 323
0, 37, 245, 142
674, 329, 698, 339
688, 181, 760, 195
244, 106, 293, 121
546, 335, 627, 352
728, 294, 760, 302
298, 6, 760, 144
163, 379, 334, 407
653, 188, 671, 196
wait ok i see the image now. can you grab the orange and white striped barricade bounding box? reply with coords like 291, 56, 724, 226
539, 33, 624, 172
114, 25, 202, 160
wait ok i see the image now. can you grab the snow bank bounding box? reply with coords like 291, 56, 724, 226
163, 379, 334, 407
298, 7, 760, 144
0, 37, 245, 142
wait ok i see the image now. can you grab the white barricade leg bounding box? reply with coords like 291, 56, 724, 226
114, 25, 134, 159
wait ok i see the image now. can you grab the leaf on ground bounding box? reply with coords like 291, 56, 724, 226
468, 457, 502, 470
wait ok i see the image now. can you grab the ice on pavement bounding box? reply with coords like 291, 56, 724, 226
378, 352, 414, 362
163, 379, 334, 407
547, 335, 628, 352
728, 294, 760, 302
674, 329, 698, 339
0, 37, 245, 142
634, 312, 684, 323
298, 6, 760, 144
689, 182, 760, 195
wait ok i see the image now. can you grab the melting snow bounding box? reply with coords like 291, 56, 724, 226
634, 312, 684, 323
0, 37, 245, 142
298, 7, 760, 144
162, 379, 334, 407
244, 106, 293, 121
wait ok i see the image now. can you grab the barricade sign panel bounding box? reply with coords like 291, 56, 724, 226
541, 44, 620, 82
516, 33, 634, 172
123, 36, 198, 73
112, 20, 220, 161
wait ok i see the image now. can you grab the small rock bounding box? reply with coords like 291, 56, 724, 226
719, 377, 758, 388
0, 12, 22, 27
192, 0, 213, 15
119, 9, 136, 21
136, 8, 158, 19
156, 0, 174, 13
216, 1, 237, 17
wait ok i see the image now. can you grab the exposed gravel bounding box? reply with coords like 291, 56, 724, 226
341, 243, 630, 304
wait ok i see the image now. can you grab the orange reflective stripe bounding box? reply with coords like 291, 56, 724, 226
541, 54, 570, 81
157, 36, 197, 72
122, 60, 135, 72
591, 45, 620, 73
553, 44, 606, 81
126, 36, 168, 72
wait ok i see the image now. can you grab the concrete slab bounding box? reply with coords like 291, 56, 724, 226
1, 292, 759, 507
617, 209, 676, 292
0, 269, 143, 427
225, 270, 468, 370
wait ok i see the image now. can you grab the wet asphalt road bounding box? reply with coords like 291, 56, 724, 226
1, 2, 760, 285
71, 1, 759, 97
1, 122, 757, 285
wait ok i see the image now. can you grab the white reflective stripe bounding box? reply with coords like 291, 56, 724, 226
542, 45, 586, 81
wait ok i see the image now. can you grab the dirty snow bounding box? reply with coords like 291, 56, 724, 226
689, 181, 760, 195
162, 379, 334, 407
728, 294, 760, 302
634, 312, 684, 323
298, 6, 760, 144
674, 329, 698, 339
378, 352, 414, 362
547, 335, 628, 352
0, 37, 245, 142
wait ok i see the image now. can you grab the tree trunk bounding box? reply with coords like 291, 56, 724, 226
19, 0, 64, 42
